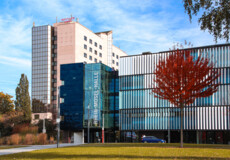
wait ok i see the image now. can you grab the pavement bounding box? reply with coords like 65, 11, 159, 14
0, 143, 81, 156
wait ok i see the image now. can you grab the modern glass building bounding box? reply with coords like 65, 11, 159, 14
60, 63, 119, 143
32, 25, 52, 105
119, 44, 230, 144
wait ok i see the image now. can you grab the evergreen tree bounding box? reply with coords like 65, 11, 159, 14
15, 74, 31, 123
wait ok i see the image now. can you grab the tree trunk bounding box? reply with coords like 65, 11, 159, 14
180, 105, 184, 148
180, 104, 184, 148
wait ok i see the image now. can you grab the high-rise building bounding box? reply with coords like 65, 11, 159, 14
32, 17, 127, 117
119, 44, 230, 144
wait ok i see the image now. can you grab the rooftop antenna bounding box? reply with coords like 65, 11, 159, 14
56, 16, 58, 23
33, 22, 35, 27
76, 18, 79, 22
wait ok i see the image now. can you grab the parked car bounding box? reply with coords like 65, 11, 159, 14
141, 136, 166, 143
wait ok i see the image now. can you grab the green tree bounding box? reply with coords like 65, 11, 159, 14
15, 74, 31, 123
37, 120, 57, 139
0, 92, 14, 114
183, 0, 230, 42
32, 99, 47, 113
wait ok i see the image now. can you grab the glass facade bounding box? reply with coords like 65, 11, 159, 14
119, 44, 230, 131
60, 63, 119, 132
32, 25, 52, 104
60, 63, 84, 131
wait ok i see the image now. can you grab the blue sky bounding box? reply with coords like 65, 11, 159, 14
0, 0, 225, 98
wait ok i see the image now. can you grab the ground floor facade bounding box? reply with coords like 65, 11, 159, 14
120, 130, 230, 144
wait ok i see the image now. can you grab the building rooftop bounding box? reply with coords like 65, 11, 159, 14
121, 43, 230, 58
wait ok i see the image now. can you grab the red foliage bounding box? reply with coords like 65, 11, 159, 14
152, 49, 220, 148
152, 49, 220, 107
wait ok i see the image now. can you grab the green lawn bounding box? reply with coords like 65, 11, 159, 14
1, 143, 230, 160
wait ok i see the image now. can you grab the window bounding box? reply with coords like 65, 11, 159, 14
84, 53, 87, 58
99, 45, 102, 49
84, 44, 87, 49
116, 62, 119, 66
94, 50, 97, 55
116, 55, 119, 59
34, 114, 39, 119
94, 42, 97, 47
84, 36, 87, 41
84, 61, 87, 64
52, 44, 57, 49
112, 52, 115, 57
112, 60, 115, 64
99, 53, 102, 57
89, 39, 92, 44
89, 47, 92, 52
89, 56, 92, 60
94, 58, 97, 63
99, 60, 102, 63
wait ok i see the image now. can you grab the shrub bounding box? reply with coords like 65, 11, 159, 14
25, 134, 33, 145
6, 136, 11, 145
21, 135, 25, 145
38, 133, 47, 145
32, 134, 38, 144
13, 124, 38, 135
0, 137, 6, 145
49, 136, 54, 144
10, 134, 21, 145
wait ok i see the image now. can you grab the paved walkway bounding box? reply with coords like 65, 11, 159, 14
0, 143, 81, 156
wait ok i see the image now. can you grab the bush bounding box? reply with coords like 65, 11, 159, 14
24, 134, 33, 145
10, 134, 21, 145
49, 136, 54, 144
0, 137, 6, 145
13, 124, 38, 135
38, 133, 47, 145
6, 136, 11, 145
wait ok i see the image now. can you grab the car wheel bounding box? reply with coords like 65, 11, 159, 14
158, 141, 162, 143
144, 141, 147, 143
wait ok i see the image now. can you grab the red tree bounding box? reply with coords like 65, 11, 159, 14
152, 49, 219, 147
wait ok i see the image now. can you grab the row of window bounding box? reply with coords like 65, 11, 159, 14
112, 60, 119, 66
112, 52, 119, 59
83, 46, 102, 56
84, 44, 103, 55
32, 26, 50, 32
83, 53, 102, 63
84, 36, 102, 49
32, 44, 50, 49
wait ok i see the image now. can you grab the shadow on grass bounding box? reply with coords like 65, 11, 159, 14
0, 152, 228, 160
77, 143, 230, 149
